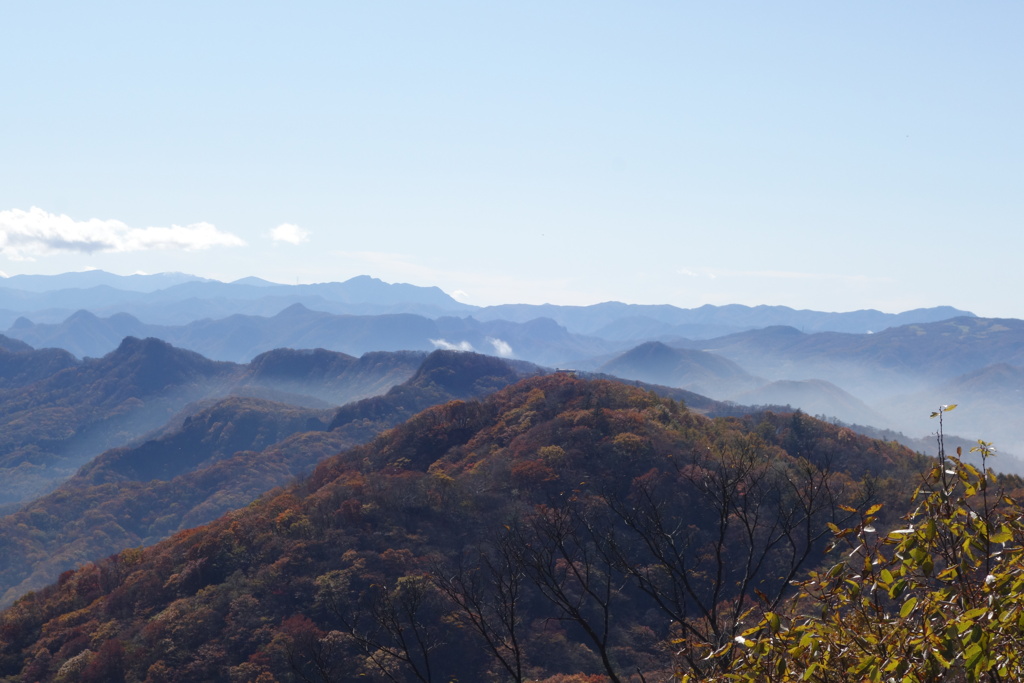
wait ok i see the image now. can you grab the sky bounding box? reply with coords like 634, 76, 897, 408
1, 2, 1021, 316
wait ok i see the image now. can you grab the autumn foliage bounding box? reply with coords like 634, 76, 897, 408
0, 374, 934, 681
694, 406, 1024, 682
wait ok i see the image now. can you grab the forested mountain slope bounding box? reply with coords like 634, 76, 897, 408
0, 339, 428, 512
0, 350, 538, 608
0, 337, 238, 509
0, 374, 930, 682
0, 341, 77, 389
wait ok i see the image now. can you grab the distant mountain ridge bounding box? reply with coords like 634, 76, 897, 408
1, 269, 1014, 459
593, 317, 1024, 462
5, 305, 616, 365
730, 378, 888, 429
0, 273, 473, 327
0, 270, 973, 338
474, 301, 973, 337
0, 270, 211, 293
679, 317, 1024, 397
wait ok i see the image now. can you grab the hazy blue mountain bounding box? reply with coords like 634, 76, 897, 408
589, 315, 740, 342
140, 275, 465, 309
10, 309, 151, 358
0, 273, 472, 325
5, 305, 618, 365
598, 340, 761, 399
0, 285, 146, 315
8, 310, 1017, 409
0, 307, 74, 328
730, 379, 890, 429
646, 318, 1024, 458
878, 362, 1024, 460
0, 272, 971, 336
683, 318, 1024, 399
89, 293, 458, 326
0, 270, 1010, 459
474, 301, 974, 338
228, 276, 278, 287
0, 270, 209, 292
173, 307, 448, 361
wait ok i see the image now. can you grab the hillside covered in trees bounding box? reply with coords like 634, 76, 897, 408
0, 374, 935, 682
0, 349, 539, 608
0, 337, 427, 513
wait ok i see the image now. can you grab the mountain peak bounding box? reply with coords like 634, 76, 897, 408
273, 302, 317, 319
409, 350, 527, 396
229, 276, 279, 287
65, 309, 101, 323
113, 335, 175, 355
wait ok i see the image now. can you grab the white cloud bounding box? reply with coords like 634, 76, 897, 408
488, 337, 514, 358
270, 223, 310, 245
430, 338, 475, 352
429, 337, 512, 357
451, 289, 470, 302
0, 207, 245, 259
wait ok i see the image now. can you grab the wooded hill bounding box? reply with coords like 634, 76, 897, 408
0, 374, 935, 682
0, 338, 426, 512
0, 349, 540, 607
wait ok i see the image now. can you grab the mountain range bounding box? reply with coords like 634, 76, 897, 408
0, 270, 970, 336
2, 270, 1019, 464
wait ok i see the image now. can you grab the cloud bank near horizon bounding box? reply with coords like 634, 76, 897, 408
0, 207, 246, 260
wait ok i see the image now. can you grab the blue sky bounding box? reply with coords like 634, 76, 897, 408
1, 2, 1021, 316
